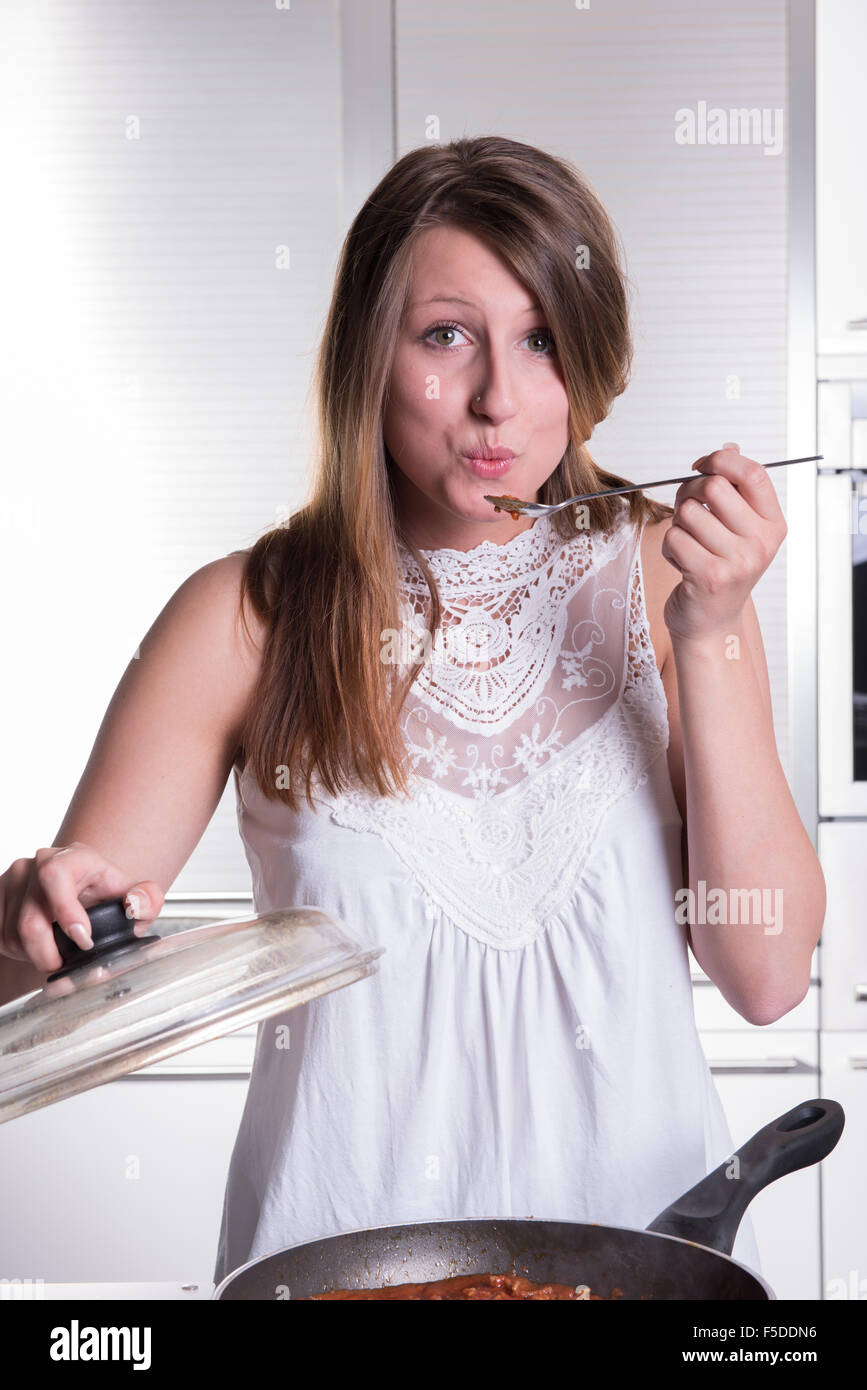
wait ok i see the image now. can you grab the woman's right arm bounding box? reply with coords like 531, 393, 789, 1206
0, 550, 267, 988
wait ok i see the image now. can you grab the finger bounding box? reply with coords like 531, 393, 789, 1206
16, 872, 78, 973
122, 881, 166, 932
673, 472, 716, 514
674, 474, 760, 548
662, 517, 712, 582
0, 861, 36, 963
671, 496, 742, 559
38, 847, 163, 930
31, 844, 108, 949
688, 443, 739, 472
23, 847, 163, 972
692, 447, 782, 524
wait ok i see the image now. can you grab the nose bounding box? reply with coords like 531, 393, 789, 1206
470, 347, 520, 424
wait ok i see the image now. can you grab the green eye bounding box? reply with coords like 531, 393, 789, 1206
422, 322, 557, 356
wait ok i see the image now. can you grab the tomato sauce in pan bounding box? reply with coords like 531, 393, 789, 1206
307, 1272, 624, 1300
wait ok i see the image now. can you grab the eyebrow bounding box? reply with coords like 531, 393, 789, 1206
412, 295, 542, 314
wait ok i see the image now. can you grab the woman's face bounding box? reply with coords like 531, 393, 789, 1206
383, 225, 570, 551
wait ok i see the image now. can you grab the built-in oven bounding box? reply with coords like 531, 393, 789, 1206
817, 380, 867, 817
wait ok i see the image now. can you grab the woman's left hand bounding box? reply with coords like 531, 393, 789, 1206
661, 443, 788, 643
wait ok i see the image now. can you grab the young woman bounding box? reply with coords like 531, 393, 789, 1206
0, 136, 824, 1286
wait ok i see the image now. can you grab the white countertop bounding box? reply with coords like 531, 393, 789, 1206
1, 1281, 213, 1300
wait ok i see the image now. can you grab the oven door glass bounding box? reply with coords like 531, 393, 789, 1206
818, 470, 867, 814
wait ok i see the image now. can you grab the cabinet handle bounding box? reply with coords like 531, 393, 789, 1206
691, 974, 818, 990
124, 1063, 253, 1077
849, 1057, 867, 1069
846, 317, 867, 331
706, 1057, 801, 1072
854, 984, 867, 1001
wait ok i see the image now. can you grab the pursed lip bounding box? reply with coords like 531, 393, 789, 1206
461, 446, 516, 460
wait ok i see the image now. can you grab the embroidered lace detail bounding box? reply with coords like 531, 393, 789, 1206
395, 512, 633, 746
325, 505, 671, 949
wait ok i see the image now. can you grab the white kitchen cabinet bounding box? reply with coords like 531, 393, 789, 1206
698, 1030, 821, 1301
0, 1068, 250, 1285
818, 1032, 867, 1300
818, 823, 867, 1031
817, 0, 867, 358
0, 1024, 824, 1296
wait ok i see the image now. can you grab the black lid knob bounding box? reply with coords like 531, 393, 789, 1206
48, 898, 160, 981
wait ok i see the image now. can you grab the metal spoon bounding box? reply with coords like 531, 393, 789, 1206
484, 455, 824, 517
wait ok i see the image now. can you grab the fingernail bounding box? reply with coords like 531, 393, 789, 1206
124, 892, 143, 920
68, 922, 93, 950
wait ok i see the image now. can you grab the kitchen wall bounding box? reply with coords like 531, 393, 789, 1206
1, 0, 345, 890
1, 0, 793, 897
394, 0, 791, 766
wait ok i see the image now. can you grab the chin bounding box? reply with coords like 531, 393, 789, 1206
449, 495, 503, 522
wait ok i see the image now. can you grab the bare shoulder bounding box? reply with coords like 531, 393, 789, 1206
638, 514, 679, 675
202, 549, 269, 670
145, 549, 268, 750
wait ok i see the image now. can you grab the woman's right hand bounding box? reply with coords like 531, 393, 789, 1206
0, 844, 165, 974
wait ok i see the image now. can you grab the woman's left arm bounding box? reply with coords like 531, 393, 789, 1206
657, 443, 826, 1027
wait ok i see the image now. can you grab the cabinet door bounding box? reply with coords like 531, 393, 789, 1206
818, 823, 867, 1030
816, 0, 867, 355
0, 1073, 250, 1284
819, 1033, 867, 1300
817, 0, 867, 355
699, 1030, 820, 1299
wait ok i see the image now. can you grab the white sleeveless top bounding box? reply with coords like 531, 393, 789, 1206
213, 501, 762, 1285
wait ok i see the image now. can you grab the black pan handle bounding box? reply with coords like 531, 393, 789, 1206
646, 1097, 844, 1255
48, 897, 161, 982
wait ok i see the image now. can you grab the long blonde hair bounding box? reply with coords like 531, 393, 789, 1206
239, 135, 673, 812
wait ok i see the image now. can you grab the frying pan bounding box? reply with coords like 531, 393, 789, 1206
214, 1097, 843, 1300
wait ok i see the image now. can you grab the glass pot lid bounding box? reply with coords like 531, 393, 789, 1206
0, 896, 383, 1123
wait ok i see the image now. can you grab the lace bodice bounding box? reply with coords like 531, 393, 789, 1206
323, 503, 671, 949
